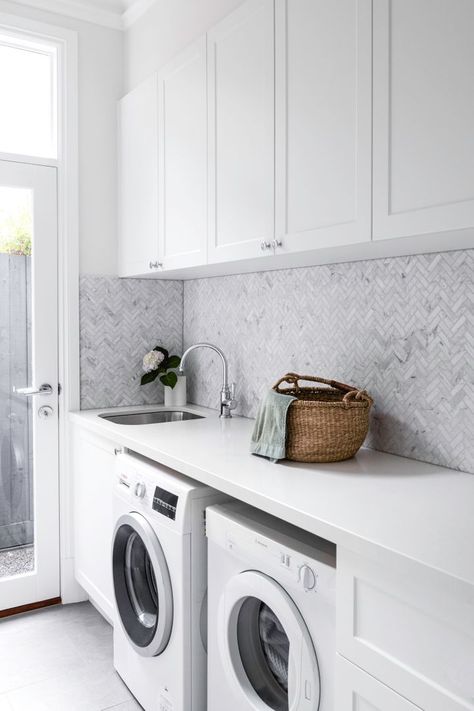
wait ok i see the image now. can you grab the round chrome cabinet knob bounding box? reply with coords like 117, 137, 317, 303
134, 482, 146, 499
299, 564, 317, 591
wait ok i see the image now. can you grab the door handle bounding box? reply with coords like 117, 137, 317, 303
13, 383, 53, 396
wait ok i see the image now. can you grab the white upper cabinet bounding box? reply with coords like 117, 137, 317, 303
207, 0, 275, 264
274, 0, 372, 254
118, 75, 160, 277
158, 37, 208, 270
373, 0, 474, 241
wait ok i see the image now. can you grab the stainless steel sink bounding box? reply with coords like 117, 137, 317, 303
98, 410, 204, 425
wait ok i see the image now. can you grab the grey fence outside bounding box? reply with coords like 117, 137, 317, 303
0, 252, 33, 550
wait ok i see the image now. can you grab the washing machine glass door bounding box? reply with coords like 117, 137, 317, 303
220, 570, 319, 711
113, 512, 173, 657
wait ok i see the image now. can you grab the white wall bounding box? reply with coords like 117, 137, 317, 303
0, 0, 122, 275
123, 0, 244, 93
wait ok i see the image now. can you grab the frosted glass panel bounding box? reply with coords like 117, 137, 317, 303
0, 39, 57, 158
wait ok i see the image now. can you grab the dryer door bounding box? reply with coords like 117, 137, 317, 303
112, 512, 173, 657
219, 570, 319, 711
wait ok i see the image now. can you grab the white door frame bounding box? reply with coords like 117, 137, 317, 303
0, 12, 80, 604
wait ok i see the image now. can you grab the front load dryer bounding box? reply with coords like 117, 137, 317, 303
206, 501, 336, 711
112, 451, 228, 711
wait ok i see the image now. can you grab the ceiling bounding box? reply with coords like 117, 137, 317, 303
8, 0, 156, 29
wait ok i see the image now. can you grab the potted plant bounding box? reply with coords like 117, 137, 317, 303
140, 346, 186, 407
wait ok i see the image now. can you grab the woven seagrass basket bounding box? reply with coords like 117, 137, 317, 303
273, 373, 373, 463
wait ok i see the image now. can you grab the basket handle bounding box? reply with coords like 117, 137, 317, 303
273, 373, 372, 404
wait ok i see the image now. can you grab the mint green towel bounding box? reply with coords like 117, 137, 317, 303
250, 390, 297, 461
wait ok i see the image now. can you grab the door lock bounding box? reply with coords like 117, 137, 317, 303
38, 406, 54, 419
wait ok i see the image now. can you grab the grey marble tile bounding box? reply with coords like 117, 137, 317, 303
184, 249, 474, 474
80, 276, 183, 410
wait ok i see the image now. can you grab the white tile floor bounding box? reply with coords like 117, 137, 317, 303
0, 602, 142, 710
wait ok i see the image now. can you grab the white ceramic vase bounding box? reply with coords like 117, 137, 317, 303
164, 374, 187, 407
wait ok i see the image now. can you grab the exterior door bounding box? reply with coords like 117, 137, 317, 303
112, 512, 173, 656
218, 570, 320, 710
0, 158, 59, 612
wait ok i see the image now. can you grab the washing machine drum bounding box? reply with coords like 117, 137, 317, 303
112, 512, 173, 657
219, 571, 320, 711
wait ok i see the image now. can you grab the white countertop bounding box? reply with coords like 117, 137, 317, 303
70, 404, 474, 587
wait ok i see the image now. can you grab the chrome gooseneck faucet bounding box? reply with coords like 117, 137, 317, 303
178, 343, 237, 418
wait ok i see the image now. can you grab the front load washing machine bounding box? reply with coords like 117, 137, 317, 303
112, 451, 228, 711
206, 501, 336, 711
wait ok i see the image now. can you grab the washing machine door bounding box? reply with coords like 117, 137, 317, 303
219, 570, 319, 711
112, 512, 173, 657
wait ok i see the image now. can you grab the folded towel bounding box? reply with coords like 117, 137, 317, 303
250, 389, 296, 462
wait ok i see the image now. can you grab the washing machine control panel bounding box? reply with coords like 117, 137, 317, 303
152, 486, 179, 520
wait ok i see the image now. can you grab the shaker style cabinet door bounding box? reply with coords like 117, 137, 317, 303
336, 656, 422, 711
118, 75, 160, 277
158, 37, 207, 270
207, 0, 275, 264
274, 0, 372, 254
73, 429, 117, 623
373, 0, 474, 241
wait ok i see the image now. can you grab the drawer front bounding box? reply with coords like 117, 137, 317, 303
337, 548, 474, 711
336, 655, 421, 710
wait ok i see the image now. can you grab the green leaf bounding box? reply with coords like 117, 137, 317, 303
166, 355, 181, 370
160, 371, 178, 389
140, 370, 159, 386
153, 346, 169, 360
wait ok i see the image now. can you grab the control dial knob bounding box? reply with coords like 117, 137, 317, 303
134, 481, 146, 499
299, 564, 316, 591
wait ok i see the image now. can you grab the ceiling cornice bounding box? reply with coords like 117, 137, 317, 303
9, 0, 157, 30
121, 0, 155, 29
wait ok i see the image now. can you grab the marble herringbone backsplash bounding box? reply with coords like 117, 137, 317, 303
80, 275, 183, 409
80, 249, 474, 473
183, 250, 474, 474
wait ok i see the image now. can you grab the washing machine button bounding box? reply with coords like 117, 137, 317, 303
299, 564, 316, 591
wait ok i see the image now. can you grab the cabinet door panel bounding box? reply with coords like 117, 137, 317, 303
373, 0, 474, 240
118, 76, 159, 277
275, 0, 372, 253
158, 37, 207, 270
207, 0, 274, 263
73, 430, 117, 622
336, 656, 422, 711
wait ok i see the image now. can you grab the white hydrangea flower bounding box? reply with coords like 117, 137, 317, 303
143, 350, 165, 373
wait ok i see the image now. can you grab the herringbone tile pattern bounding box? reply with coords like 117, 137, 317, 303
184, 250, 474, 473
80, 276, 183, 409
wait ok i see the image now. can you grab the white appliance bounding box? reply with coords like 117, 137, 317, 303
206, 501, 336, 711
112, 451, 228, 711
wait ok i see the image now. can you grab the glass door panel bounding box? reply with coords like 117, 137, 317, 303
0, 160, 59, 612
0, 187, 34, 578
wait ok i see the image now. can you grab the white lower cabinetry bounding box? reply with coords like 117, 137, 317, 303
337, 547, 474, 711
336, 655, 421, 711
72, 427, 118, 623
